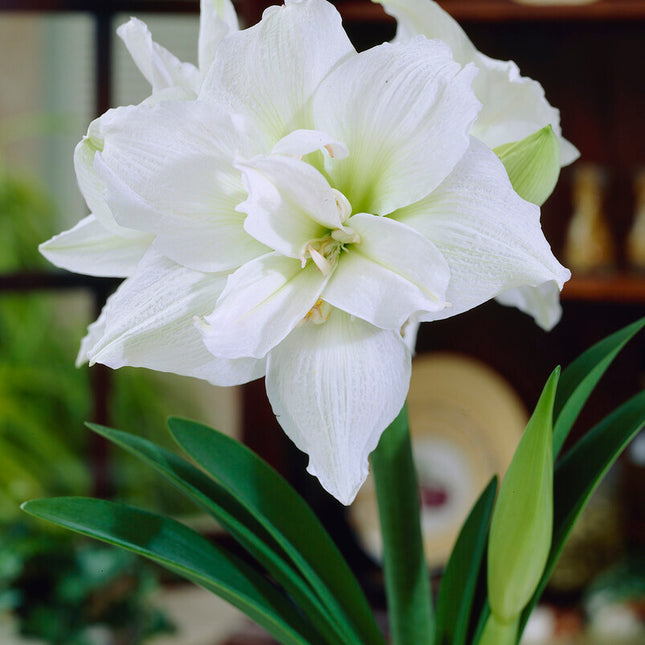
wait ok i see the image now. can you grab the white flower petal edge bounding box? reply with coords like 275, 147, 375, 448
312, 36, 480, 214
272, 129, 349, 160
496, 281, 563, 332
200, 0, 355, 145
199, 0, 240, 79
237, 154, 347, 259
374, 0, 579, 165
39, 216, 153, 278
266, 308, 411, 505
199, 253, 329, 360
323, 213, 450, 329
471, 53, 579, 164
117, 17, 200, 97
78, 249, 265, 386
39, 109, 154, 278
394, 137, 570, 321
93, 101, 267, 273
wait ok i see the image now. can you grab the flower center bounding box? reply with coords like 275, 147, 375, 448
299, 189, 360, 276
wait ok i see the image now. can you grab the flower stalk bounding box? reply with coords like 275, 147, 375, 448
371, 405, 434, 645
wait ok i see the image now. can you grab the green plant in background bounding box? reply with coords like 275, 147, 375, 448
0, 522, 174, 645
0, 161, 92, 516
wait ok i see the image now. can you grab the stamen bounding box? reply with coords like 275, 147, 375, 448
303, 298, 331, 325
308, 245, 334, 276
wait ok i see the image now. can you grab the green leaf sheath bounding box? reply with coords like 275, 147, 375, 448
519, 390, 645, 638
434, 477, 497, 645
167, 417, 385, 645
553, 316, 645, 457
371, 406, 434, 645
21, 498, 321, 645
86, 424, 349, 645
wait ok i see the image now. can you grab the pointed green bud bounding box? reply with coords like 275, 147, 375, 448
494, 125, 561, 206
487, 367, 559, 623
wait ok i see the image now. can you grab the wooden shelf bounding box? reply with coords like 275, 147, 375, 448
339, 0, 645, 23
0, 0, 199, 12
3, 0, 645, 19
562, 273, 645, 303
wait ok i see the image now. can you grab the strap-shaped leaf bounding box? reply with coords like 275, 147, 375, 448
518, 390, 645, 638
371, 406, 434, 645
553, 317, 645, 456
87, 424, 349, 645
167, 417, 386, 645
434, 477, 497, 645
21, 497, 322, 645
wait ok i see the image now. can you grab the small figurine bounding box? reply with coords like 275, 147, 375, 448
626, 168, 645, 271
564, 163, 615, 274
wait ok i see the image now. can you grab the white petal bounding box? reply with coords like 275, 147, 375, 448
94, 100, 267, 272
39, 215, 152, 278
75, 114, 145, 238
117, 17, 200, 95
200, 0, 355, 145
312, 37, 480, 215
272, 129, 348, 160
323, 213, 449, 329
237, 155, 345, 257
393, 137, 570, 321
376, 0, 477, 61
198, 0, 239, 77
471, 53, 579, 166
375, 0, 578, 166
79, 249, 264, 386
266, 308, 411, 505
496, 281, 563, 331
200, 253, 328, 360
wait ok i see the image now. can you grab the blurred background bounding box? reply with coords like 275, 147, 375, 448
0, 1, 644, 643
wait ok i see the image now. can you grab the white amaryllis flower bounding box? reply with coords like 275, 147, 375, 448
39, 0, 238, 278
42, 0, 570, 505
373, 0, 578, 331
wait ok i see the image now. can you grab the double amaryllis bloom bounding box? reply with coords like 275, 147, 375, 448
41, 0, 572, 504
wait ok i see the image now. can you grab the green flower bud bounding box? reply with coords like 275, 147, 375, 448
495, 125, 561, 206
487, 368, 558, 623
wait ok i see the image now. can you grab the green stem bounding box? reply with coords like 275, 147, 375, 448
478, 612, 518, 645
371, 405, 434, 645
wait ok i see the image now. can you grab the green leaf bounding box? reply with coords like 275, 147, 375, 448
167, 417, 385, 645
553, 316, 645, 457
435, 477, 497, 645
488, 369, 557, 623
86, 424, 348, 645
21, 498, 321, 645
519, 390, 645, 639
494, 125, 560, 206
371, 406, 434, 645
